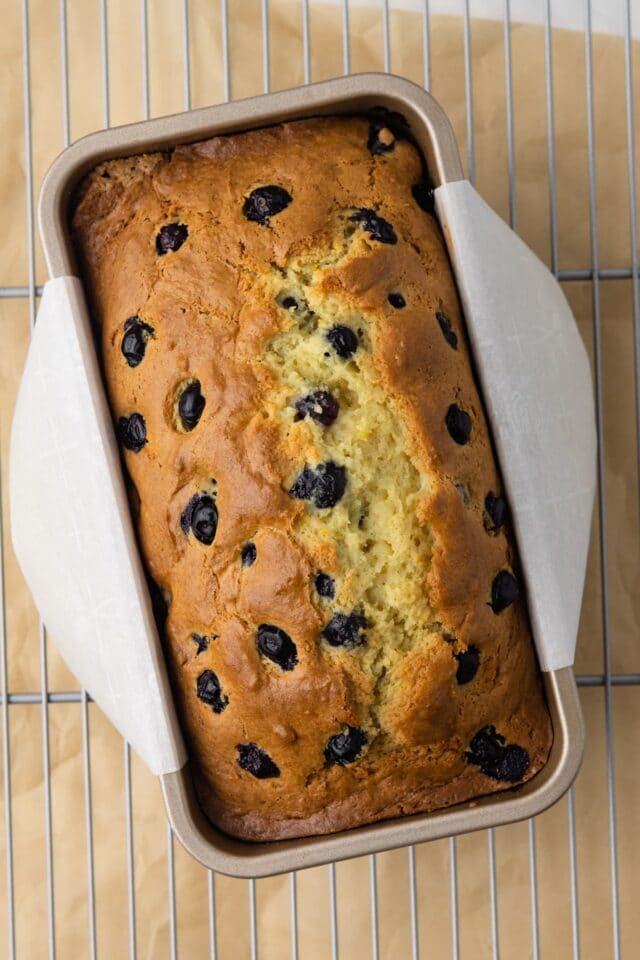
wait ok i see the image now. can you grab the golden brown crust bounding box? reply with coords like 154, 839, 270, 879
71, 116, 552, 842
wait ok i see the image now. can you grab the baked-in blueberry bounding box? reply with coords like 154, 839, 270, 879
367, 121, 395, 156
388, 292, 406, 309
484, 492, 507, 534
350, 208, 397, 244
326, 325, 358, 360
243, 185, 292, 225
289, 465, 317, 501
118, 413, 147, 452
324, 726, 368, 766
436, 311, 458, 349
241, 542, 257, 566
445, 404, 472, 445
314, 572, 335, 599
295, 390, 339, 426
490, 570, 519, 613
121, 317, 154, 367
196, 670, 228, 714
256, 624, 298, 671
192, 633, 210, 655
412, 180, 435, 214
290, 462, 347, 509
180, 493, 218, 545
455, 645, 480, 684
236, 742, 280, 779
178, 381, 205, 431
314, 462, 347, 508
466, 725, 530, 782
156, 222, 188, 255
322, 612, 369, 648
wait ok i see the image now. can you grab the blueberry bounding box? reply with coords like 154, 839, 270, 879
243, 185, 292, 225
484, 493, 508, 534
196, 670, 228, 714
180, 494, 218, 545
490, 570, 519, 613
289, 465, 317, 502
192, 633, 210, 655
290, 462, 347, 509
350, 208, 397, 244
445, 404, 472, 445
295, 390, 339, 426
256, 624, 298, 671
117, 413, 147, 452
436, 311, 458, 349
491, 744, 531, 782
314, 572, 335, 599
326, 325, 358, 360
412, 180, 435, 214
322, 612, 369, 648
156, 222, 188, 255
324, 726, 367, 766
388, 292, 406, 309
454, 645, 480, 684
313, 462, 347, 508
367, 121, 396, 156
178, 381, 205, 431
236, 743, 280, 779
241, 542, 257, 566
121, 317, 154, 367
466, 725, 530, 782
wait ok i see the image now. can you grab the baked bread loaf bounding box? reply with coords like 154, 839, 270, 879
71, 115, 552, 841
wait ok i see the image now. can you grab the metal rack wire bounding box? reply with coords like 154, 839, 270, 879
0, 1, 638, 958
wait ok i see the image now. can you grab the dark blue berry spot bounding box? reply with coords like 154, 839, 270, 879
196, 670, 228, 714
256, 624, 298, 671
178, 381, 205, 431
236, 743, 280, 778
295, 390, 339, 426
118, 413, 147, 452
350, 208, 397, 244
455, 645, 480, 684
436, 311, 458, 349
156, 223, 188, 255
324, 726, 367, 766
490, 570, 519, 613
484, 493, 508, 534
243, 185, 292, 226
322, 612, 369, 648
326, 325, 358, 360
241, 542, 257, 566
121, 317, 154, 367
314, 572, 335, 599
466, 725, 530, 782
388, 292, 406, 309
180, 493, 218, 545
446, 404, 472, 445
290, 462, 347, 509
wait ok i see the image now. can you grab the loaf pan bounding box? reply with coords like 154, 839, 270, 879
9, 74, 596, 878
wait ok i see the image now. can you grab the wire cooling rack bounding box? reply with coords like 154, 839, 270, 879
0, 1, 639, 958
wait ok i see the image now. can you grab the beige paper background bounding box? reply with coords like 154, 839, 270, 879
1, 1, 640, 957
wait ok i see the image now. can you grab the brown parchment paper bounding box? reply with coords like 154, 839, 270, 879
1, 1, 640, 958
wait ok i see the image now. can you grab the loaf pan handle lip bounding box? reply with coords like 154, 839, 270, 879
8, 275, 187, 776
39, 72, 463, 280
160, 667, 583, 879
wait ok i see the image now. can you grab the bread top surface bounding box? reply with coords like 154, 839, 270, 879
71, 115, 552, 840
